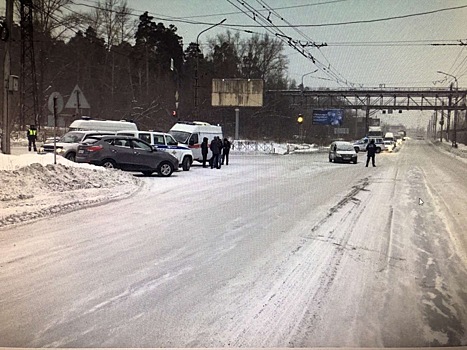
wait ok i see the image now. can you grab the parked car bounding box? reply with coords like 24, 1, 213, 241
38, 131, 115, 161
76, 136, 179, 177
353, 137, 384, 153
352, 139, 368, 153
329, 141, 358, 164
116, 130, 193, 171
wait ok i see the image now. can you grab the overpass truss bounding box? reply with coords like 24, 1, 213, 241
269, 87, 467, 112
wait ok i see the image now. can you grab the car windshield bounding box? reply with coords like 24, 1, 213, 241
337, 144, 353, 151
169, 131, 190, 144
59, 132, 84, 143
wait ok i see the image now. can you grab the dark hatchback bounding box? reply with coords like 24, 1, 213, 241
76, 135, 179, 177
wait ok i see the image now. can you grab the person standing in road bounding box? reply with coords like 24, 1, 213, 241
210, 136, 221, 169
217, 137, 224, 169
27, 125, 38, 152
366, 138, 377, 167
222, 138, 231, 165
201, 137, 209, 168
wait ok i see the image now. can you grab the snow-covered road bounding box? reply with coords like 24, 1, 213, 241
1, 140, 466, 347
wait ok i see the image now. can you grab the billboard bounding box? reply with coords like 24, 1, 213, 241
312, 109, 344, 126
211, 79, 263, 107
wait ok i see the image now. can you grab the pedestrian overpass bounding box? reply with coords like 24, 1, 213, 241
267, 87, 467, 143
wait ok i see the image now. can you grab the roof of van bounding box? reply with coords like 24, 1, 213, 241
69, 119, 137, 132
170, 122, 222, 133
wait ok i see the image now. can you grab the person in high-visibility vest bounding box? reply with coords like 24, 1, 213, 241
27, 125, 38, 152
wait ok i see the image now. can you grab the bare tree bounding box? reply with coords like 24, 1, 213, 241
77, 0, 134, 47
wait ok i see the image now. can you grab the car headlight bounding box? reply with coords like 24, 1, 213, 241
336, 153, 342, 157
55, 148, 65, 154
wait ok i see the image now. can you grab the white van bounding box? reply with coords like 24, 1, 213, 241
69, 119, 137, 132
169, 121, 223, 163
116, 130, 193, 171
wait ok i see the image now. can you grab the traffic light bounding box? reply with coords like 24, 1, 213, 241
297, 114, 304, 124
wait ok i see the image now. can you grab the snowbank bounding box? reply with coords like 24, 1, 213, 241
0, 152, 142, 228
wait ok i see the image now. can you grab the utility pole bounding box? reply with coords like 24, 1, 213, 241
437, 70, 459, 147
1, 0, 13, 154
20, 0, 39, 129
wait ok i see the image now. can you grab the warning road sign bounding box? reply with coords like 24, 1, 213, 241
65, 85, 90, 109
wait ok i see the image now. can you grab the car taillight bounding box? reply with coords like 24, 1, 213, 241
87, 145, 103, 152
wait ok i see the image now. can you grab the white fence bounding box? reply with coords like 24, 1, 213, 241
231, 140, 322, 155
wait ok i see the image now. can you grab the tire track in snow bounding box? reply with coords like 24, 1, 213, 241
222, 177, 372, 346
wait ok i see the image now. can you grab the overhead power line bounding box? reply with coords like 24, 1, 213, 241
181, 0, 350, 19
221, 4, 467, 28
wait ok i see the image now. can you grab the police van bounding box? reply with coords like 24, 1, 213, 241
168, 121, 223, 163
116, 130, 193, 171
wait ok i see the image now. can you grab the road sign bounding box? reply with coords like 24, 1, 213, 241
48, 92, 63, 113
65, 85, 90, 109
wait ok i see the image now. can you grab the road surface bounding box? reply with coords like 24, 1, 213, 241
1, 140, 467, 347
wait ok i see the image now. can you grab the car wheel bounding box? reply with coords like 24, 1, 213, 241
142, 171, 153, 176
354, 147, 359, 153
182, 156, 192, 171
101, 159, 116, 168
65, 152, 76, 162
157, 162, 174, 177
329, 157, 332, 162
353, 159, 357, 164
376, 148, 381, 153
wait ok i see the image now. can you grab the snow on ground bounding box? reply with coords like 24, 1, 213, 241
0, 141, 319, 229
0, 152, 141, 228
2, 136, 461, 230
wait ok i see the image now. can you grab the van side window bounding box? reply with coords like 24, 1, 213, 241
189, 133, 198, 145
154, 135, 165, 145
138, 133, 151, 143
166, 135, 178, 146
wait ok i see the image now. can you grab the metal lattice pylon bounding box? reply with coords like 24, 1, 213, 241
20, 0, 39, 129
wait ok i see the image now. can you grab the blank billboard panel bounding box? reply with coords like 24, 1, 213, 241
212, 79, 263, 107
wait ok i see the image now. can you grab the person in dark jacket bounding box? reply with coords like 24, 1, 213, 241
201, 137, 209, 168
366, 138, 377, 167
27, 125, 38, 152
222, 138, 231, 165
210, 136, 221, 169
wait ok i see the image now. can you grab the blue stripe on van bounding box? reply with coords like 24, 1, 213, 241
155, 145, 190, 150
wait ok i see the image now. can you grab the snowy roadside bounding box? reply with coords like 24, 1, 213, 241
0, 153, 142, 229
0, 139, 321, 229
429, 139, 467, 164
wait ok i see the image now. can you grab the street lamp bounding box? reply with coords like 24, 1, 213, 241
301, 69, 318, 91
437, 70, 458, 147
194, 18, 226, 117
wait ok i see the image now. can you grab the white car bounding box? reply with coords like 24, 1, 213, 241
329, 141, 358, 164
383, 140, 395, 152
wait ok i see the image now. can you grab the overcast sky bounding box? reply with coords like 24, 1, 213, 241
112, 0, 467, 90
